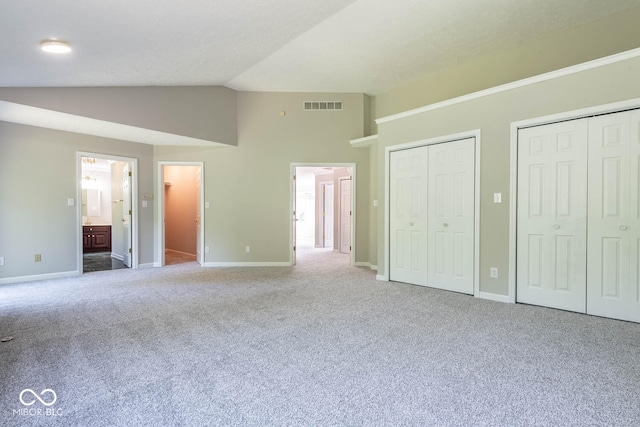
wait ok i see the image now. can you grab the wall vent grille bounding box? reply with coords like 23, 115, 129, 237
303, 101, 343, 111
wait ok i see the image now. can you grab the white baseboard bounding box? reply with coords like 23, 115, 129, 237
111, 252, 124, 261
165, 249, 197, 257
0, 270, 79, 285
475, 291, 512, 304
138, 263, 157, 269
376, 274, 387, 281
355, 262, 378, 271
202, 262, 291, 267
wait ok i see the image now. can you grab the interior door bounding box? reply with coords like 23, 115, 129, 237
389, 146, 429, 286
292, 169, 297, 265
517, 120, 588, 312
339, 177, 352, 254
323, 183, 334, 248
587, 110, 637, 321
427, 138, 475, 294
195, 166, 202, 265
122, 162, 132, 268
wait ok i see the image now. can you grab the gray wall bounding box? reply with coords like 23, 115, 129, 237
374, 55, 640, 297
154, 91, 370, 265
0, 122, 154, 280
0, 86, 238, 145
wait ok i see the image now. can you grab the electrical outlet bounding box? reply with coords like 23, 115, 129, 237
34, 254, 42, 262
0, 256, 4, 266
490, 267, 498, 278
245, 246, 251, 253
205, 246, 210, 254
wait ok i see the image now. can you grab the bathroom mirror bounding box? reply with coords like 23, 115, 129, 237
82, 189, 102, 217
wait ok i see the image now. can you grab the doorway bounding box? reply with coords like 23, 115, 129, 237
290, 164, 356, 266
77, 152, 138, 273
158, 162, 204, 266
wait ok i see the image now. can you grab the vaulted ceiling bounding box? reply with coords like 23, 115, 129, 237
2, 0, 640, 95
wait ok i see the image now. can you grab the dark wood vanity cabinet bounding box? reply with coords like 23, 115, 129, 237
83, 225, 112, 253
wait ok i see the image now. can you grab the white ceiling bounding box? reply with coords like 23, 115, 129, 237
2, 0, 640, 95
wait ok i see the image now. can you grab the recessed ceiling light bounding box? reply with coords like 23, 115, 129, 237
40, 39, 72, 54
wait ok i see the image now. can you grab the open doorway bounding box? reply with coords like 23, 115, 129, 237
158, 162, 204, 266
77, 152, 137, 274
291, 164, 355, 266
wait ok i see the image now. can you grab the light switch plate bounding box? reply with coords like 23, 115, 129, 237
142, 200, 148, 208
493, 193, 502, 203
373, 200, 378, 207
490, 267, 499, 278
67, 198, 75, 206
205, 202, 210, 209
0, 257, 4, 266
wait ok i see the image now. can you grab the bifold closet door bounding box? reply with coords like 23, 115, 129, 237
517, 120, 588, 312
587, 110, 640, 322
427, 138, 475, 294
389, 146, 429, 286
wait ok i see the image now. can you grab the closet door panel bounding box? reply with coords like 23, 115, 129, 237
587, 111, 631, 321
517, 120, 588, 312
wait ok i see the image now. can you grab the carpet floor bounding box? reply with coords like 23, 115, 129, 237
1, 248, 639, 426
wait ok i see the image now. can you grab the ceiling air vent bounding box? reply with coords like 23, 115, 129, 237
303, 101, 343, 111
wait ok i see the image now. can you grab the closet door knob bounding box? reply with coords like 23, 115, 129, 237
443, 223, 449, 227
620, 225, 628, 231
553, 224, 560, 230
409, 222, 414, 226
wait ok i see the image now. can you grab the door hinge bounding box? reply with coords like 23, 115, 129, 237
293, 245, 296, 251
293, 174, 296, 180
128, 171, 132, 177
349, 246, 352, 251
129, 248, 132, 253
129, 209, 132, 215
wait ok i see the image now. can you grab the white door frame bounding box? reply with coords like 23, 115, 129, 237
290, 163, 356, 266
383, 130, 481, 295
157, 161, 205, 267
76, 151, 139, 273
319, 181, 334, 248
508, 97, 640, 303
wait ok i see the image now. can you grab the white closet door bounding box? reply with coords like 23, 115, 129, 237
390, 146, 429, 286
631, 110, 640, 323
427, 138, 475, 294
587, 110, 638, 321
517, 120, 588, 312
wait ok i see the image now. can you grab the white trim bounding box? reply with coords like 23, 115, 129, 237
355, 262, 377, 271
290, 163, 357, 267
376, 274, 387, 281
203, 262, 291, 267
384, 130, 481, 296
350, 134, 378, 148
157, 161, 205, 268
476, 291, 512, 304
138, 262, 156, 269
77, 151, 139, 272
165, 248, 197, 257
376, 47, 640, 125
0, 271, 79, 285
508, 97, 640, 304
111, 252, 124, 261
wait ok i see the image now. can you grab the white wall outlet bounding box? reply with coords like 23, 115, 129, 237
493, 193, 502, 203
373, 199, 378, 207
0, 257, 4, 266
205, 246, 210, 254
35, 254, 42, 262
490, 267, 499, 278
245, 246, 251, 253
205, 202, 210, 209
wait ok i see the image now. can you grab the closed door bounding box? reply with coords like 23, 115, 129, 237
587, 110, 640, 322
427, 138, 475, 294
517, 120, 588, 312
339, 178, 351, 254
390, 146, 429, 286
